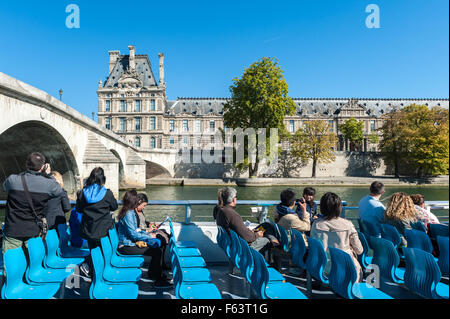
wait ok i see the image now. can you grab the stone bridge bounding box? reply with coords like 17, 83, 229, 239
0, 72, 176, 198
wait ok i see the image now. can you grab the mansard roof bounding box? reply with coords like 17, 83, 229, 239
103, 54, 157, 88
165, 97, 449, 117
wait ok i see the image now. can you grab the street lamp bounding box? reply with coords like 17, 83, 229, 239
59, 89, 63, 101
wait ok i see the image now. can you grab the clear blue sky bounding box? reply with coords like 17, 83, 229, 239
0, 0, 448, 117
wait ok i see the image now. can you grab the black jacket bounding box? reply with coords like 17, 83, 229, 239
45, 188, 71, 229
3, 170, 63, 238
75, 186, 118, 241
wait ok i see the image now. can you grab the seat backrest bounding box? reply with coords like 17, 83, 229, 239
305, 236, 329, 284
329, 247, 357, 299
220, 227, 231, 257
171, 250, 183, 299
100, 236, 113, 268
380, 224, 402, 248
90, 246, 105, 285
228, 229, 241, 267
437, 236, 449, 277
403, 247, 442, 299
357, 218, 369, 239
274, 223, 290, 252
411, 220, 427, 233
57, 223, 71, 249
45, 229, 61, 259
2, 247, 28, 299
27, 236, 46, 273
370, 236, 400, 282
290, 229, 307, 269
238, 236, 254, 282
357, 231, 370, 267
108, 228, 119, 251
429, 224, 449, 239
404, 229, 433, 254
362, 220, 381, 238
249, 247, 269, 299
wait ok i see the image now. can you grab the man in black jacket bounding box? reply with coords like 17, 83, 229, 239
2, 152, 63, 253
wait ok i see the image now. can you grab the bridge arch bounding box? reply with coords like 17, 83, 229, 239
146, 160, 171, 178
110, 149, 125, 186
0, 120, 80, 198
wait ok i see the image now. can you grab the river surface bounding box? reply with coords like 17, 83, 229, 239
1, 185, 448, 224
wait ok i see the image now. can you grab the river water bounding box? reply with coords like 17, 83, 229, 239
1, 185, 448, 224
120, 185, 449, 224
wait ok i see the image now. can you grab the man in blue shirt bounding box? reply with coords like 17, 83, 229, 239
358, 181, 386, 233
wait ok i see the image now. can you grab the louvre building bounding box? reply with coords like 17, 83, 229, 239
97, 46, 449, 153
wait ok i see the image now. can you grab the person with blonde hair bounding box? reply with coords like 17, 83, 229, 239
44, 171, 71, 230
383, 192, 419, 247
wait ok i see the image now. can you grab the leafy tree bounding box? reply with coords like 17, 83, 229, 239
291, 120, 338, 177
339, 117, 364, 151
223, 57, 296, 177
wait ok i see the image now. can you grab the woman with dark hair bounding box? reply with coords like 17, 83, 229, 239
310, 192, 364, 281
117, 190, 171, 287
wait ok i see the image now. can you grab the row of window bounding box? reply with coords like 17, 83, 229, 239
133, 136, 218, 148
287, 120, 376, 133
104, 99, 156, 112
169, 119, 217, 132
105, 117, 157, 131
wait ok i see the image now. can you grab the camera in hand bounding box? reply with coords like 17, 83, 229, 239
296, 198, 305, 204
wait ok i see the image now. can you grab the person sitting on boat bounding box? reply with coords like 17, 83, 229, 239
117, 190, 171, 287
358, 181, 386, 232
274, 188, 310, 244
383, 192, 420, 247
301, 187, 319, 224
410, 194, 440, 230
311, 192, 364, 282
135, 192, 170, 245
216, 187, 271, 255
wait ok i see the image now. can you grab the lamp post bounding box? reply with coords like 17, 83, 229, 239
59, 89, 63, 101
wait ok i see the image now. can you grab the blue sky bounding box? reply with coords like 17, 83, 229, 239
0, 0, 448, 118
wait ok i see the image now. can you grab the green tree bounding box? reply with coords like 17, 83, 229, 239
339, 117, 364, 151
223, 57, 296, 177
291, 120, 338, 178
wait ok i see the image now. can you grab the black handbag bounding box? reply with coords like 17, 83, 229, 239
21, 174, 48, 239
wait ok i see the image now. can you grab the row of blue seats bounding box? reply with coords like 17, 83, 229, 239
217, 225, 307, 299
1, 228, 87, 299
167, 218, 222, 299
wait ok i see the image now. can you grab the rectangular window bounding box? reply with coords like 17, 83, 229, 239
289, 120, 295, 133
329, 120, 334, 132
105, 117, 111, 130
169, 119, 175, 132
105, 100, 111, 112
135, 117, 141, 132
120, 118, 126, 131
135, 100, 141, 112
196, 136, 201, 146
120, 100, 125, 112
150, 99, 156, 111
150, 137, 156, 149
183, 120, 189, 132
195, 120, 202, 132
210, 121, 215, 132
169, 137, 175, 145
150, 117, 156, 130
370, 120, 375, 132
183, 136, 189, 146
135, 137, 141, 148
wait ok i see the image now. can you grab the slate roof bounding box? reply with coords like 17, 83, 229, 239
165, 97, 449, 117
104, 54, 157, 88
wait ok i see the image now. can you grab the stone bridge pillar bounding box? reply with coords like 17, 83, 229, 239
124, 148, 146, 189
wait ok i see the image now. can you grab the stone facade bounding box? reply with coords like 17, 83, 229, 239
97, 45, 449, 155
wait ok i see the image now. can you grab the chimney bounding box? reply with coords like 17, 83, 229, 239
128, 45, 136, 71
108, 50, 120, 74
158, 52, 165, 86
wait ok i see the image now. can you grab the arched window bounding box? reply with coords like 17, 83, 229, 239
150, 137, 156, 149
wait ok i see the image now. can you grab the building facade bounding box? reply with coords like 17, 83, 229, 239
97, 46, 449, 153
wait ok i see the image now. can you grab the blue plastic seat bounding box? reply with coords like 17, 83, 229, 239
108, 228, 145, 265
25, 236, 74, 285
404, 229, 434, 255
403, 247, 449, 299
357, 218, 370, 241
0, 253, 4, 277
167, 217, 197, 248
380, 224, 402, 249
44, 229, 85, 269
169, 236, 201, 257
272, 222, 290, 252
411, 220, 427, 233
249, 248, 307, 299
1, 247, 61, 299
218, 226, 232, 258
57, 223, 90, 258
429, 224, 449, 239
305, 237, 329, 285
290, 229, 307, 270
437, 236, 449, 277
370, 236, 404, 283
89, 246, 138, 299
362, 220, 381, 238
357, 231, 373, 269
228, 229, 242, 268
100, 236, 142, 284
170, 244, 206, 268
328, 247, 393, 299
171, 248, 221, 299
